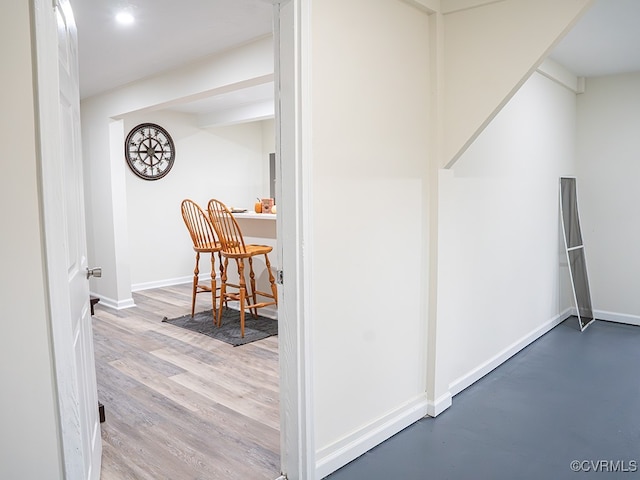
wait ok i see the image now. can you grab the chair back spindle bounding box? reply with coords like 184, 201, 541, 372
207, 199, 247, 254
181, 199, 218, 251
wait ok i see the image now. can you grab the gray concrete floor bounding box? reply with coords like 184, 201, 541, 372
326, 318, 640, 479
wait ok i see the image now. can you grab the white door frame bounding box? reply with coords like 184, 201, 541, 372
273, 1, 316, 478
34, 0, 316, 477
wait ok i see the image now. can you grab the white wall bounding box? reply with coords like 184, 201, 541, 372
0, 1, 63, 478
576, 72, 640, 324
122, 109, 273, 289
262, 118, 276, 199
262, 118, 276, 154
81, 36, 274, 307
438, 71, 576, 395
310, 0, 430, 476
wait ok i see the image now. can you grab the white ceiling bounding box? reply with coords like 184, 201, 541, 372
550, 0, 640, 77
69, 0, 273, 101
69, 0, 640, 116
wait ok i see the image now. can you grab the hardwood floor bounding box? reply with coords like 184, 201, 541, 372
92, 284, 280, 480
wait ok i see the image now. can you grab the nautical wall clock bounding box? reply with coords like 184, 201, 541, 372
125, 123, 176, 180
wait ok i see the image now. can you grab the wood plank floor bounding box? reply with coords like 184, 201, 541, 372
92, 284, 280, 480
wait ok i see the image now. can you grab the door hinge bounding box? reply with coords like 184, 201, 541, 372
276, 269, 284, 285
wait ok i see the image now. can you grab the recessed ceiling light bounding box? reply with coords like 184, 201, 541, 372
115, 11, 135, 25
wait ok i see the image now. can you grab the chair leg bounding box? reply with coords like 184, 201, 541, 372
237, 259, 247, 338
209, 252, 217, 322
247, 256, 258, 318
265, 253, 278, 305
217, 257, 229, 328
218, 250, 227, 310
191, 252, 200, 317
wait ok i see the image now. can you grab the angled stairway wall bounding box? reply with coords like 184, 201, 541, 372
441, 0, 593, 167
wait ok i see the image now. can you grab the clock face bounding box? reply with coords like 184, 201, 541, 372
125, 123, 175, 180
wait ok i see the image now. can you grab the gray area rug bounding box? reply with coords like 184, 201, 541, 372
162, 308, 277, 346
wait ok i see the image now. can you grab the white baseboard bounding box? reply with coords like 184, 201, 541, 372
448, 308, 572, 397
315, 394, 429, 479
95, 276, 199, 310
129, 276, 279, 319
314, 310, 575, 478
426, 391, 452, 417
131, 274, 214, 292
594, 309, 640, 327
91, 292, 135, 310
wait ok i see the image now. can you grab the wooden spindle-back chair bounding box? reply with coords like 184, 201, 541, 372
180, 199, 223, 319
207, 198, 277, 337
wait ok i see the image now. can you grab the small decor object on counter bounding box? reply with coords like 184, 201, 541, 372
261, 198, 274, 214
271, 205, 277, 214
254, 198, 263, 213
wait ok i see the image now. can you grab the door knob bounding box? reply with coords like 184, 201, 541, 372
86, 267, 102, 279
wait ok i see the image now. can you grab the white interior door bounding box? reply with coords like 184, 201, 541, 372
34, 0, 102, 478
